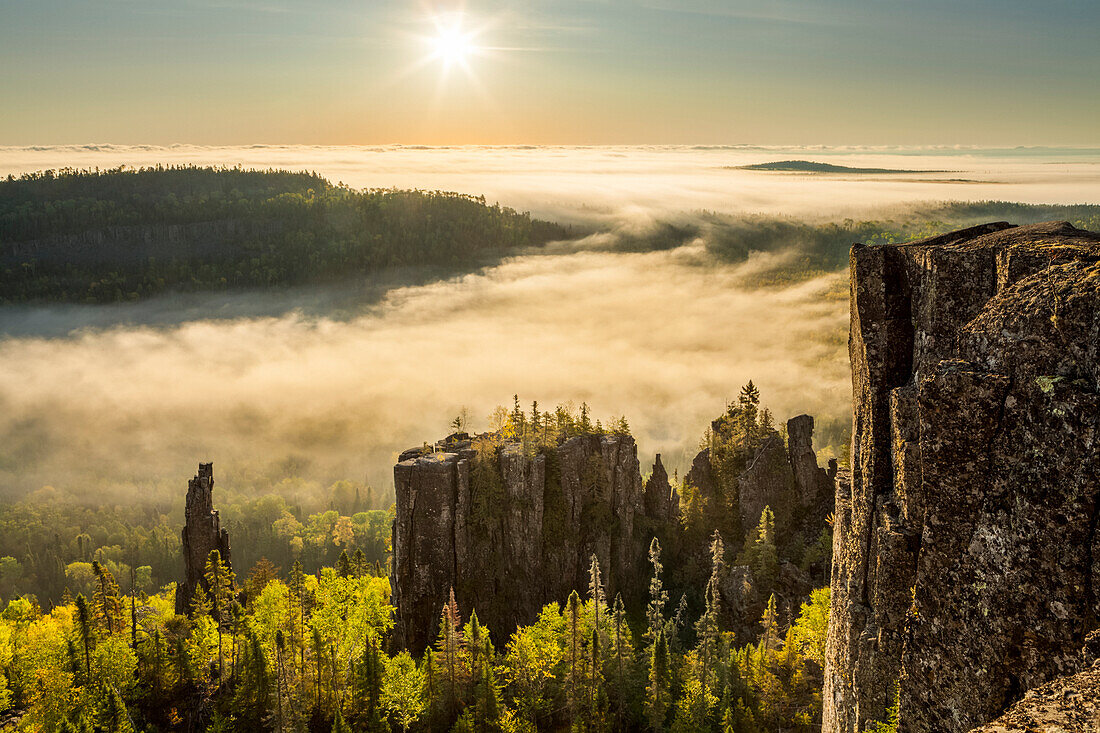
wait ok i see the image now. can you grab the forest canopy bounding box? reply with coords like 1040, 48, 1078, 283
0, 166, 568, 304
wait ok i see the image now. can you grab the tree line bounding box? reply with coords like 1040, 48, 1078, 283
0, 535, 829, 732
0, 166, 568, 304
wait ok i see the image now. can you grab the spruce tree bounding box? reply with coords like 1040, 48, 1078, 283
644, 629, 671, 731
645, 538, 668, 648
435, 588, 466, 720
204, 549, 236, 683
608, 593, 636, 728
73, 593, 94, 679
91, 561, 122, 635
744, 507, 778, 593
695, 531, 725, 710
566, 589, 583, 716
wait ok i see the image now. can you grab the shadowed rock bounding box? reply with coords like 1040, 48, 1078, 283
175, 462, 232, 614
824, 221, 1100, 733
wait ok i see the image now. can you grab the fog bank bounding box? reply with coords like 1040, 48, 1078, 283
0, 246, 848, 501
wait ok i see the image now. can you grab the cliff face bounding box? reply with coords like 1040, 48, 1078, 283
175, 463, 232, 614
393, 412, 837, 654
391, 432, 675, 654
824, 222, 1100, 733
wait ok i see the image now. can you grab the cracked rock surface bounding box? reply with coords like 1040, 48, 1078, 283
823, 222, 1100, 733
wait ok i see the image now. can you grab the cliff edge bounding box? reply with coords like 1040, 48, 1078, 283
823, 221, 1100, 733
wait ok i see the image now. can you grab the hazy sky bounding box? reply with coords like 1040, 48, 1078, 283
2, 0, 1098, 145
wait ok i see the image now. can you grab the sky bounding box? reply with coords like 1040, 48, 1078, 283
1, 0, 1098, 145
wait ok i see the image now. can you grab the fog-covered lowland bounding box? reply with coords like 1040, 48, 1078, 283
1, 145, 1099, 509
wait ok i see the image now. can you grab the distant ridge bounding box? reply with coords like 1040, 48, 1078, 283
736, 159, 946, 174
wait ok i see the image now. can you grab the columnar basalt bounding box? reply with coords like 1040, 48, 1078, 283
823, 222, 1100, 733
175, 462, 232, 614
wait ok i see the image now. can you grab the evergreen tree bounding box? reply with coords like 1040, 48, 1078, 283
352, 548, 367, 578
104, 685, 135, 733
579, 402, 593, 434
233, 628, 272, 727
644, 629, 671, 731
608, 593, 636, 728
744, 507, 778, 593
645, 538, 668, 648
435, 588, 466, 721
91, 561, 122, 635
203, 549, 236, 683
73, 593, 94, 678
348, 634, 386, 731
471, 640, 503, 732
695, 531, 725, 709
336, 550, 352, 578
737, 381, 760, 445
566, 589, 583, 716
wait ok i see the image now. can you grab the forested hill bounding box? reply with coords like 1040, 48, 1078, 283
0, 166, 569, 304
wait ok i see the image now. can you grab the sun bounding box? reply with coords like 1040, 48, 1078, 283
428, 18, 478, 70
432, 25, 475, 67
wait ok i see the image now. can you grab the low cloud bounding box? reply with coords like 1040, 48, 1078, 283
0, 245, 849, 503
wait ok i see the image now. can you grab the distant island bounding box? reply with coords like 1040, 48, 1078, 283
736, 159, 946, 174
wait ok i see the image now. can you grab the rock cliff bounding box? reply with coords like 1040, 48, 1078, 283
824, 222, 1100, 733
391, 432, 673, 654
175, 462, 232, 614
392, 409, 837, 654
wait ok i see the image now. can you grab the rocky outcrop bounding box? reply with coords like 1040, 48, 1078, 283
969, 631, 1100, 732
644, 454, 679, 524
175, 463, 232, 614
687, 414, 835, 544
824, 222, 1100, 733
391, 433, 658, 655
392, 408, 838, 654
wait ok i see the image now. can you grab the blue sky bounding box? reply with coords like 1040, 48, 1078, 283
1, 0, 1097, 144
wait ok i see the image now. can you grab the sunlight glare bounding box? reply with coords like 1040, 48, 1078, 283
429, 17, 478, 70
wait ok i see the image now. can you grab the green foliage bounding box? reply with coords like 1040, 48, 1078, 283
0, 166, 569, 304
0, 554, 830, 733
869, 681, 900, 733
742, 507, 779, 596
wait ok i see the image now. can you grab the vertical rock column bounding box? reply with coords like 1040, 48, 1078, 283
175, 462, 232, 614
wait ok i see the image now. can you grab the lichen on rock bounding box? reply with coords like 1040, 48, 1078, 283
824, 221, 1100, 733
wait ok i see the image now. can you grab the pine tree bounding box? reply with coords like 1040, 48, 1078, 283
744, 506, 778, 593
566, 589, 583, 716
105, 684, 135, 733
608, 593, 635, 728
204, 549, 236, 683
289, 560, 307, 680
73, 593, 94, 678
351, 635, 385, 731
91, 561, 122, 635
436, 588, 466, 720
579, 402, 593, 434
465, 609, 485, 702
695, 531, 725, 710
190, 582, 212, 617
645, 538, 668, 648
352, 548, 367, 578
644, 629, 671, 731
738, 381, 761, 446
337, 550, 352, 578
472, 639, 503, 732
758, 594, 780, 676
233, 628, 272, 726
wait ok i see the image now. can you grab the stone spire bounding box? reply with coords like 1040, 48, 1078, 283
175, 462, 231, 614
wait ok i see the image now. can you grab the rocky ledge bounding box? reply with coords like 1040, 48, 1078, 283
823, 222, 1100, 733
